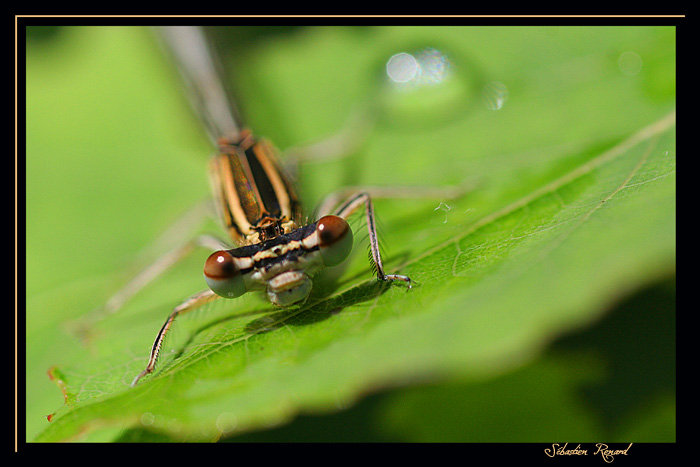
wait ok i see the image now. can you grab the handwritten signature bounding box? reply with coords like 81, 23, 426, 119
544, 443, 633, 463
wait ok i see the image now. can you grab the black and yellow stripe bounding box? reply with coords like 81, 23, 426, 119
210, 130, 301, 245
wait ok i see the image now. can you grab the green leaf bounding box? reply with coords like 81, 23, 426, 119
27, 26, 675, 442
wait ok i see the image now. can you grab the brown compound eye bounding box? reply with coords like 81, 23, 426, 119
316, 215, 353, 267
203, 250, 246, 298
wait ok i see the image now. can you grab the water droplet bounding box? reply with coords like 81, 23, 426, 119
385, 47, 451, 88
386, 52, 420, 83
618, 51, 642, 76
414, 47, 451, 85
378, 46, 471, 127
482, 81, 509, 110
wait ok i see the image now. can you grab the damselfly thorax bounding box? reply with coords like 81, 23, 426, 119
209, 130, 301, 245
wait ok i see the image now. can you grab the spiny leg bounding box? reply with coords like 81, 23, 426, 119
131, 289, 219, 386
332, 191, 412, 288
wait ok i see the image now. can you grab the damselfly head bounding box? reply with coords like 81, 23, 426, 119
316, 215, 353, 267
203, 250, 246, 299
202, 215, 354, 306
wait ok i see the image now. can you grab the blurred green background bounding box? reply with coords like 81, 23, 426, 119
25, 25, 675, 442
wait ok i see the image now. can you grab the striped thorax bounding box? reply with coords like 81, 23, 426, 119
209, 130, 301, 245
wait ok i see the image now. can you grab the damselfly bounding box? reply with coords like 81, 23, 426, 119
111, 27, 455, 386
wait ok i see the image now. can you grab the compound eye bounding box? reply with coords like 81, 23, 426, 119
316, 215, 353, 267
203, 250, 247, 298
